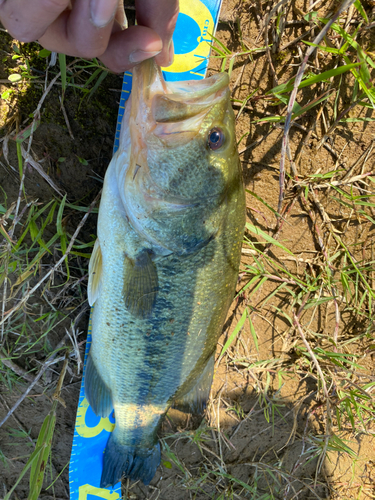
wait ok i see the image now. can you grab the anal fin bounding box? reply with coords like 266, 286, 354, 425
85, 354, 113, 417
123, 249, 158, 319
173, 354, 215, 414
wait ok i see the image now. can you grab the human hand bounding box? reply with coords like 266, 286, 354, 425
0, 0, 178, 72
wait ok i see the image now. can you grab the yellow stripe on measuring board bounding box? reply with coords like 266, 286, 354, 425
69, 1, 223, 498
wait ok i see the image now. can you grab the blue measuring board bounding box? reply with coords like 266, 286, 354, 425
69, 1, 222, 498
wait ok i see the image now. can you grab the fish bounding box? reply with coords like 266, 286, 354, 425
85, 58, 246, 488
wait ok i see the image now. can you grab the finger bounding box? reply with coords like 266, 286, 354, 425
0, 0, 70, 42
99, 25, 163, 73
135, 0, 179, 67
38, 0, 119, 59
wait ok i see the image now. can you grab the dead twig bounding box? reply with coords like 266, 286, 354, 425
263, 0, 291, 86
59, 95, 75, 140
299, 192, 340, 348
293, 313, 332, 477
316, 98, 369, 151
291, 121, 339, 158
20, 144, 64, 197
279, 26, 316, 51
239, 125, 274, 155
0, 392, 35, 445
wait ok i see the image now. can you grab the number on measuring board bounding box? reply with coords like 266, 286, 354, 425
78, 484, 120, 500
75, 397, 114, 438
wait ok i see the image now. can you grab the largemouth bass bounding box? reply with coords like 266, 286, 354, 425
85, 59, 245, 487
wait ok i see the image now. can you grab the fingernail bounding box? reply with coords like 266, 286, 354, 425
90, 0, 118, 28
129, 50, 162, 64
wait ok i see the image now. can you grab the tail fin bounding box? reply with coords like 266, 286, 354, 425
100, 432, 160, 487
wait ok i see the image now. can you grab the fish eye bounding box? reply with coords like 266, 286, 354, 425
208, 128, 224, 151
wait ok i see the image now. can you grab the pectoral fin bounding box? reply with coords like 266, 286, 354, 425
173, 354, 215, 414
88, 238, 102, 306
123, 250, 158, 319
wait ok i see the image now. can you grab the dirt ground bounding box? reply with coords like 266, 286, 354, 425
0, 0, 375, 499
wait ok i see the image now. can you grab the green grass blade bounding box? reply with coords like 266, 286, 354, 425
246, 223, 294, 255
162, 441, 186, 474
268, 63, 361, 95
56, 194, 67, 236
354, 0, 369, 24
87, 70, 109, 101
58, 53, 67, 101
220, 308, 247, 358
291, 91, 332, 119
209, 33, 232, 54
256, 91, 333, 124
340, 117, 375, 122
14, 120, 41, 144
302, 41, 341, 55
81, 67, 102, 89
246, 189, 281, 218
29, 423, 56, 499
325, 20, 375, 70
4, 448, 42, 500
248, 313, 259, 352
29, 409, 57, 500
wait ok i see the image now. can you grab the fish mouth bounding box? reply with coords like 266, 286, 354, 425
130, 59, 229, 142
